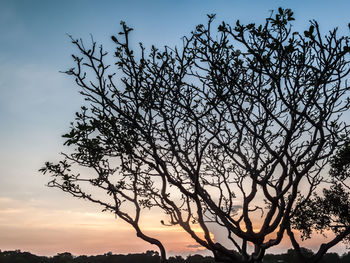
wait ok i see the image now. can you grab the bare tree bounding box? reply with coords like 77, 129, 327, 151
40, 8, 350, 263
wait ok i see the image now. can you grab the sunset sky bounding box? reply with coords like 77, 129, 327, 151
0, 0, 350, 257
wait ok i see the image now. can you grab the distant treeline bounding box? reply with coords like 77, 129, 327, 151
0, 249, 350, 263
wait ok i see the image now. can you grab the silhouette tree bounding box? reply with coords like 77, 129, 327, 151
52, 252, 74, 263
40, 8, 350, 263
0, 250, 50, 263
2, 249, 349, 263
291, 140, 350, 262
340, 252, 350, 263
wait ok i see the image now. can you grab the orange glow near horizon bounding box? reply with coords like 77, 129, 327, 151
0, 197, 211, 256
0, 196, 347, 257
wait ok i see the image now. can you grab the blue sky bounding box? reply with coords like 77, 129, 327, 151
0, 0, 349, 256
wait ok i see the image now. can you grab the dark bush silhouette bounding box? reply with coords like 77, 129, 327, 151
2, 250, 350, 263
0, 250, 49, 263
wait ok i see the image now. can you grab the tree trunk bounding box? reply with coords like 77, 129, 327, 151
135, 227, 167, 263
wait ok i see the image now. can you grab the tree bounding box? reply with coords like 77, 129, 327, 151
291, 140, 350, 262
341, 251, 350, 263
40, 8, 350, 263
52, 252, 74, 263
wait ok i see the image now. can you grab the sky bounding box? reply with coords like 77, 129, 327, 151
0, 0, 349, 258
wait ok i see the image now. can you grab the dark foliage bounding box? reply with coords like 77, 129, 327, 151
1, 250, 350, 263
0, 250, 50, 263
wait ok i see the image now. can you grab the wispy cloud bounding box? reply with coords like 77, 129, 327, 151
186, 244, 203, 248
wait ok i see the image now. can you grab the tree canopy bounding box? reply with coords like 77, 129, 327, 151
41, 8, 350, 263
